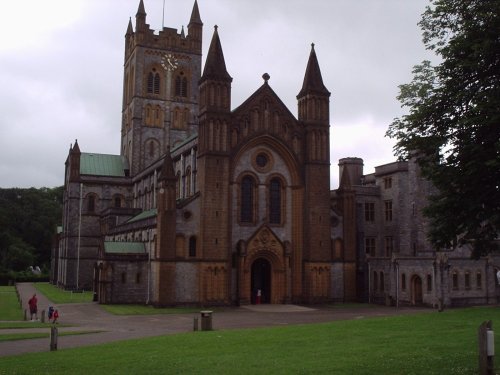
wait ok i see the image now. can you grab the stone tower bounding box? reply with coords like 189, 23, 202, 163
297, 44, 332, 302
120, 0, 203, 176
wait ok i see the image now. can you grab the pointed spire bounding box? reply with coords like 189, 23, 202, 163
126, 17, 133, 36
180, 26, 185, 39
72, 139, 81, 154
200, 26, 232, 83
189, 0, 202, 25
298, 43, 330, 98
159, 152, 176, 182
136, 0, 146, 17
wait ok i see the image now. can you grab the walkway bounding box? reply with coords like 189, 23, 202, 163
0, 283, 432, 357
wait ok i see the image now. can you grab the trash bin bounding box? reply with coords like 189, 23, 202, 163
200, 310, 213, 331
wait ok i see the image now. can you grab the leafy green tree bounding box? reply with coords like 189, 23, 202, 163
0, 187, 62, 272
386, 0, 500, 257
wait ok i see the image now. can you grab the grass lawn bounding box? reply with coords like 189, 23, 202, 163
0, 286, 22, 321
101, 304, 204, 315
1, 306, 499, 374
33, 283, 94, 304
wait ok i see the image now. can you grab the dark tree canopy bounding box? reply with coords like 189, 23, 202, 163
0, 187, 63, 272
386, 0, 500, 257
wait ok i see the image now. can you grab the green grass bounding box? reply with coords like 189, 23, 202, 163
0, 330, 104, 342
0, 286, 22, 321
1, 306, 499, 374
33, 283, 94, 304
101, 304, 202, 315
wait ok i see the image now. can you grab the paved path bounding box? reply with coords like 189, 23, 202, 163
0, 283, 432, 358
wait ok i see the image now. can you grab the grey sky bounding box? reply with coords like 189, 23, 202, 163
0, 0, 434, 188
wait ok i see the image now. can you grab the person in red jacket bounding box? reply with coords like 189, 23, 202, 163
52, 309, 59, 324
28, 294, 38, 321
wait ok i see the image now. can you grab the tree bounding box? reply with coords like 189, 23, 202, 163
386, 0, 500, 257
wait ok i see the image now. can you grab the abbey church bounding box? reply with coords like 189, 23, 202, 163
52, 0, 500, 307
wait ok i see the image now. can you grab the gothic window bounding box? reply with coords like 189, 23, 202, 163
176, 171, 181, 199
147, 70, 160, 94
476, 272, 482, 289
269, 178, 282, 224
380, 272, 385, 292
114, 196, 122, 208
189, 236, 196, 257
87, 194, 96, 213
373, 271, 378, 291
240, 176, 254, 223
136, 272, 141, 284
185, 167, 192, 197
175, 72, 188, 97
401, 273, 406, 291
465, 271, 471, 290
452, 271, 459, 290
427, 274, 432, 291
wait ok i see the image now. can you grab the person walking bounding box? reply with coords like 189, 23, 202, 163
28, 294, 38, 321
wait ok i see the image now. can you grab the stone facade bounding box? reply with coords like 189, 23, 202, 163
52, 0, 500, 308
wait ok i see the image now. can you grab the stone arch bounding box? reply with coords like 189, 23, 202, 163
238, 226, 288, 304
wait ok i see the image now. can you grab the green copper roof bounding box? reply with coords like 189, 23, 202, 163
104, 242, 145, 254
126, 208, 158, 224
80, 153, 125, 177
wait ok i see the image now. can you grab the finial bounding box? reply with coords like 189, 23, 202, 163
262, 73, 270, 83
311, 42, 315, 50
214, 25, 218, 31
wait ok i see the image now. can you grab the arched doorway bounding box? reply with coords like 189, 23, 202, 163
251, 258, 271, 304
411, 275, 423, 305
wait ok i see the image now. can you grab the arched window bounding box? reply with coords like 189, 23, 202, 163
147, 71, 160, 94
185, 167, 192, 197
269, 178, 281, 224
241, 176, 254, 223
114, 196, 122, 208
380, 272, 385, 292
176, 171, 181, 199
189, 236, 196, 257
401, 273, 406, 291
175, 73, 188, 97
373, 271, 378, 291
87, 194, 96, 213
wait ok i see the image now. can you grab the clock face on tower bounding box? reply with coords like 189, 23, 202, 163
161, 53, 179, 71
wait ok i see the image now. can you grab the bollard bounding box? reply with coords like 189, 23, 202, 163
478, 320, 494, 375
41, 310, 45, 323
193, 317, 199, 331
24, 309, 27, 321
50, 326, 58, 351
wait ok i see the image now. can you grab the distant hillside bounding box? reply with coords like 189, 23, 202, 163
0, 186, 63, 273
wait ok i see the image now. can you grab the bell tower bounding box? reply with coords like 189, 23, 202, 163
297, 44, 332, 302
120, 0, 203, 176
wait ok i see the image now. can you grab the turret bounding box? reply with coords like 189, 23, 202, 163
135, 0, 147, 34
68, 140, 81, 183
188, 0, 203, 51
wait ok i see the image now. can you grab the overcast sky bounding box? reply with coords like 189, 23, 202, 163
0, 0, 434, 189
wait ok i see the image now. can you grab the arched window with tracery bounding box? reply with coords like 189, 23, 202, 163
175, 73, 188, 97
240, 176, 254, 223
147, 70, 160, 95
269, 178, 282, 224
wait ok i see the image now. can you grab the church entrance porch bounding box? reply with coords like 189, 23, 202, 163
237, 226, 289, 305
251, 258, 271, 304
